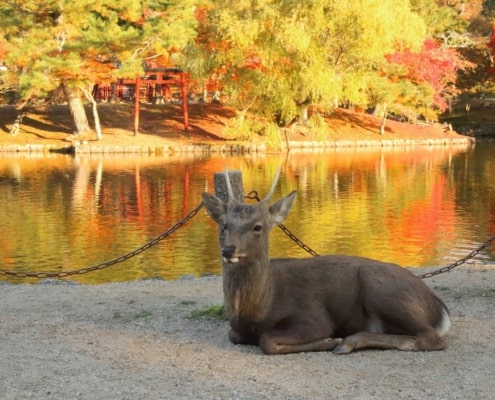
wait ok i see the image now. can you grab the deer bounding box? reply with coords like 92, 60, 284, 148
201, 169, 451, 355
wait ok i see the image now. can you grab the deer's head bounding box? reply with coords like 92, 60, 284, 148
202, 170, 297, 265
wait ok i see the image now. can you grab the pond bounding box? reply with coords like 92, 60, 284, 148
1, 141, 495, 284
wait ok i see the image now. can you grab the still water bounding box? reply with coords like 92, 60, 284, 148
1, 142, 495, 284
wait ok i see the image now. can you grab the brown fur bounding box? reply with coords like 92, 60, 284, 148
202, 190, 450, 355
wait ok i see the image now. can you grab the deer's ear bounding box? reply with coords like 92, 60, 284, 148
269, 191, 297, 225
202, 193, 227, 224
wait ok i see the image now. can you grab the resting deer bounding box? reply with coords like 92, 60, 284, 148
201, 170, 450, 355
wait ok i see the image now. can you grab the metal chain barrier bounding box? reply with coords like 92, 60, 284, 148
416, 232, 495, 279
3, 188, 495, 281
246, 190, 495, 279
0, 202, 203, 279
277, 223, 320, 257
246, 190, 320, 257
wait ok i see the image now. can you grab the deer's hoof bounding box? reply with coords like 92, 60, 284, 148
332, 342, 354, 354
228, 329, 244, 344
323, 337, 343, 350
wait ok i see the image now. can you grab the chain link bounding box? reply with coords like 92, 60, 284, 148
277, 223, 320, 257
0, 202, 204, 279
246, 190, 320, 257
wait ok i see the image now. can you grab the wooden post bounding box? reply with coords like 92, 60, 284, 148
134, 75, 140, 136
180, 72, 189, 134
213, 170, 244, 202
212, 169, 243, 317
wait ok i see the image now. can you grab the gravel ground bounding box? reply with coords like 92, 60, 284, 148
1, 265, 494, 400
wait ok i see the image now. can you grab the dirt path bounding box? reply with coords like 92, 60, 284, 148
1, 265, 494, 400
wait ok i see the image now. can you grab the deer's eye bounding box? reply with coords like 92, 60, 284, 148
253, 223, 263, 233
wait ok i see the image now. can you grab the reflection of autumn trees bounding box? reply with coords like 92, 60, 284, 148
386, 174, 457, 265
450, 144, 495, 258
3, 144, 495, 284
277, 147, 465, 266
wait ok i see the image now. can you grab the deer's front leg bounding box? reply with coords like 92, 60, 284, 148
228, 328, 259, 346
260, 334, 342, 355
258, 318, 342, 355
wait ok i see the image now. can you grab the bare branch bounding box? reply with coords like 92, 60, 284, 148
436, 31, 474, 49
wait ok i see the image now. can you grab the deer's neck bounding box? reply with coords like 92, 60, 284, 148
223, 258, 273, 321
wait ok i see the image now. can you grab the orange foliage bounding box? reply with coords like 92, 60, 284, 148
243, 49, 263, 70
0, 39, 8, 60
144, 56, 171, 69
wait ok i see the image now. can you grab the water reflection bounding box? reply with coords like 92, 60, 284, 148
1, 142, 494, 284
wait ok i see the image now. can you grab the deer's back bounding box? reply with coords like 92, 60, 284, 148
270, 254, 425, 291
268, 254, 446, 336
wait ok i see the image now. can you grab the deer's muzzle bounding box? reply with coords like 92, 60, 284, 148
222, 245, 244, 264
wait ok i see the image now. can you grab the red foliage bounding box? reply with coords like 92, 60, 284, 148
386, 39, 463, 110
243, 49, 263, 70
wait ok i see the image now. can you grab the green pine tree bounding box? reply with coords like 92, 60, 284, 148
0, 0, 198, 137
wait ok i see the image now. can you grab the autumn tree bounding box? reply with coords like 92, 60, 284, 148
483, 0, 495, 19
187, 0, 427, 131
384, 38, 469, 121
459, 22, 495, 92
0, 0, 198, 137
411, 0, 466, 37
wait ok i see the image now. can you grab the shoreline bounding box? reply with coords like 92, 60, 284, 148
2, 265, 494, 399
0, 135, 476, 155
0, 103, 480, 155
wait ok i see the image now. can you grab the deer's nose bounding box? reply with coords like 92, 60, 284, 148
222, 245, 236, 259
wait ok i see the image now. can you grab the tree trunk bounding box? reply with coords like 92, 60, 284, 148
9, 111, 25, 136
300, 106, 308, 123
380, 103, 387, 135
81, 85, 103, 140
63, 84, 91, 135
